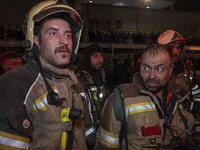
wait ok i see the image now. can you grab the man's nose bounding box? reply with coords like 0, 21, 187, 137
59, 34, 69, 45
149, 69, 156, 78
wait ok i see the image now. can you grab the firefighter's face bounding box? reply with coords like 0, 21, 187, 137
168, 43, 181, 63
90, 52, 103, 71
140, 51, 173, 97
34, 18, 73, 68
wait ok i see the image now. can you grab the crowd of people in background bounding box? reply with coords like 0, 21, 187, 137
1, 24, 200, 46
1, 23, 200, 90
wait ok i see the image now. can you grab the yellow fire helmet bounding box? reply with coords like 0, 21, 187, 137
25, 0, 83, 55
157, 30, 186, 45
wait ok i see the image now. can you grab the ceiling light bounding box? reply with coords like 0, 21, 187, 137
146, 6, 150, 8
89, 0, 93, 3
118, 3, 122, 6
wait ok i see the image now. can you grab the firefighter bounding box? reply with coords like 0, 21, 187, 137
96, 44, 196, 150
0, 0, 87, 150
157, 30, 200, 121
75, 43, 110, 149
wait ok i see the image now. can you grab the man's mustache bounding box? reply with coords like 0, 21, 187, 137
145, 78, 159, 83
96, 62, 103, 66
55, 45, 71, 54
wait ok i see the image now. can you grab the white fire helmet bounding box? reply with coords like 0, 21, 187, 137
157, 30, 186, 45
24, 0, 83, 55
157, 30, 186, 58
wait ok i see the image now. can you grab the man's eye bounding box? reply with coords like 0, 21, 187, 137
157, 67, 163, 72
50, 32, 57, 36
142, 66, 149, 71
65, 34, 72, 38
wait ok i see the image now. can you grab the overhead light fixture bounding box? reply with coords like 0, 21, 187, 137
89, 0, 93, 3
118, 2, 122, 6
146, 6, 150, 8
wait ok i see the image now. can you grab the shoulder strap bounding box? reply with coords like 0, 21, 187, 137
113, 86, 128, 150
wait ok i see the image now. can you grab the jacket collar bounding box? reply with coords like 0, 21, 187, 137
27, 57, 77, 85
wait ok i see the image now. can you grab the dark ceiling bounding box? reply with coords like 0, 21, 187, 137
68, 0, 200, 13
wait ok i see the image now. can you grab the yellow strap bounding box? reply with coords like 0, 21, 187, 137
61, 132, 68, 150
60, 108, 71, 122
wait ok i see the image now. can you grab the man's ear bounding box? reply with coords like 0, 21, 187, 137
33, 35, 40, 49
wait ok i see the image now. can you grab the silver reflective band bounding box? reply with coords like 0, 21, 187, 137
90, 87, 97, 91
85, 127, 95, 137
192, 89, 200, 95
99, 93, 103, 98
98, 130, 119, 145
0, 136, 29, 149
192, 84, 198, 90
80, 92, 87, 99
88, 97, 94, 123
33, 96, 48, 110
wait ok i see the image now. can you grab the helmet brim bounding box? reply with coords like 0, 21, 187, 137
33, 6, 83, 28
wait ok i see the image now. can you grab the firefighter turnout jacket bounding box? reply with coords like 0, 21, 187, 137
170, 60, 200, 114
96, 73, 195, 150
0, 57, 87, 150
75, 68, 109, 146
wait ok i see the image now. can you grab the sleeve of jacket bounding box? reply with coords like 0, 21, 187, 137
96, 94, 121, 150
0, 72, 32, 150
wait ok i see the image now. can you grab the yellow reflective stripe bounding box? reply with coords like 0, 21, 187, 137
85, 127, 95, 137
97, 127, 119, 148
0, 131, 30, 150
33, 94, 48, 111
125, 102, 155, 116
33, 88, 59, 111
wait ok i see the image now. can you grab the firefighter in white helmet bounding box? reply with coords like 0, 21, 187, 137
0, 0, 87, 150
157, 30, 200, 124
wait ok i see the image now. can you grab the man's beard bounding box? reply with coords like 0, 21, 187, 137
94, 62, 103, 71
144, 78, 163, 94
173, 53, 179, 63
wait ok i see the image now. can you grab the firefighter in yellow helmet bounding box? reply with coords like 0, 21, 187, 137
157, 30, 200, 122
0, 0, 87, 150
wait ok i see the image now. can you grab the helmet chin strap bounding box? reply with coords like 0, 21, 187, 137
33, 47, 63, 106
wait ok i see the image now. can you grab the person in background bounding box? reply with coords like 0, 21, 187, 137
0, 0, 87, 149
0, 51, 23, 74
96, 44, 195, 150
75, 43, 110, 150
157, 30, 200, 125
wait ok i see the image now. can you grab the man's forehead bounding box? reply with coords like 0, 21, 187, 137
141, 51, 169, 65
91, 52, 103, 56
